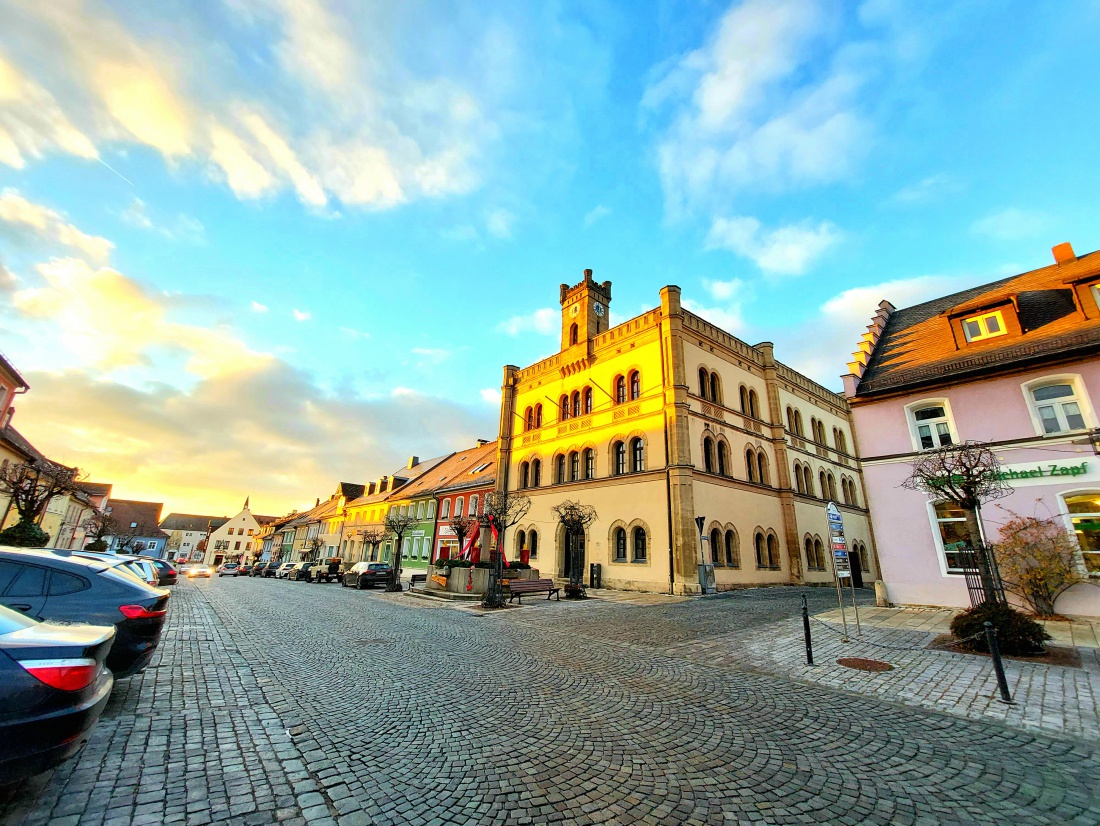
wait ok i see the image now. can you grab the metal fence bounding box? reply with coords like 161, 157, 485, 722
956, 544, 1006, 607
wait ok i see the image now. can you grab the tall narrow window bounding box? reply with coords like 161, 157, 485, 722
794, 463, 805, 494
810, 418, 820, 443
746, 450, 757, 483
572, 391, 581, 418
524, 407, 533, 431
535, 405, 543, 428
820, 471, 828, 499
717, 441, 728, 476
749, 390, 760, 419
529, 531, 538, 559
633, 528, 647, 561
556, 454, 567, 484
613, 442, 626, 475
532, 459, 541, 487
786, 406, 795, 432
710, 528, 721, 565
560, 395, 570, 420
517, 530, 526, 555
454, 497, 464, 517
794, 410, 804, 436
766, 535, 780, 568
1031, 383, 1087, 434
615, 376, 626, 404
614, 528, 627, 561
757, 453, 768, 486
933, 501, 972, 573
631, 438, 644, 472
703, 438, 715, 473
583, 387, 593, 414
630, 371, 641, 400
441, 499, 450, 519
570, 451, 580, 481
584, 448, 595, 479
469, 495, 479, 516
699, 368, 709, 400
520, 461, 530, 489
741, 387, 750, 414
725, 530, 738, 568
827, 474, 837, 501
754, 533, 766, 568
912, 404, 954, 449
569, 323, 579, 345
710, 373, 721, 405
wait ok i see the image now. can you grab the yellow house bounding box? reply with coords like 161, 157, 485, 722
497, 270, 877, 595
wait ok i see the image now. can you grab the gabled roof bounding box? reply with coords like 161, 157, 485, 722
854, 248, 1100, 397
105, 499, 164, 534
76, 481, 112, 498
436, 441, 498, 494
346, 455, 450, 507
0, 350, 28, 391
393, 443, 494, 500
0, 425, 46, 463
160, 513, 230, 532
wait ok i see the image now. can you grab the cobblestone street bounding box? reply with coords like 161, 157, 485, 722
4, 579, 1099, 826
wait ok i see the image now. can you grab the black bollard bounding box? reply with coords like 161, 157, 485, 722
984, 621, 1014, 704
802, 594, 814, 666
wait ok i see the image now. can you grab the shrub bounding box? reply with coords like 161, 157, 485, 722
473, 561, 492, 569
950, 603, 1050, 656
994, 510, 1084, 618
506, 560, 531, 570
0, 521, 50, 547
85, 539, 109, 552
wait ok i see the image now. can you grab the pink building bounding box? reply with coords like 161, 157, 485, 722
844, 243, 1100, 616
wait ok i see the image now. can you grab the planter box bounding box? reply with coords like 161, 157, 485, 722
447, 566, 490, 594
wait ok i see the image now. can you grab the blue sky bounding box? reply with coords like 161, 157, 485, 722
2, 0, 1099, 515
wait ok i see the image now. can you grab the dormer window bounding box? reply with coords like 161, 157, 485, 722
962, 310, 1006, 342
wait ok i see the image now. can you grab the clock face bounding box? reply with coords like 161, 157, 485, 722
570, 304, 580, 317
594, 303, 605, 317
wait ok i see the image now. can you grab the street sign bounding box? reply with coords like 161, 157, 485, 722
695, 515, 705, 534
825, 501, 859, 630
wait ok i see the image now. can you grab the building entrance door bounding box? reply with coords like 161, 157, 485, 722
850, 549, 864, 588
563, 531, 585, 581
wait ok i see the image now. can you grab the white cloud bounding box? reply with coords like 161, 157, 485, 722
442, 225, 480, 243
0, 190, 113, 262
705, 216, 839, 275
480, 388, 502, 405
682, 298, 745, 335
292, 308, 311, 322
497, 307, 558, 336
486, 208, 515, 239
584, 205, 611, 227
891, 173, 960, 205
338, 326, 369, 339
251, 301, 269, 313
703, 277, 745, 302
411, 347, 451, 362
121, 198, 204, 242
971, 208, 1050, 241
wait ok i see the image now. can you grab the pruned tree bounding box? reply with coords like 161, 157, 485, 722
481, 490, 532, 608
551, 499, 598, 588
113, 522, 156, 554
441, 514, 479, 564
304, 536, 325, 561
82, 510, 118, 552
0, 460, 84, 547
995, 509, 1084, 617
359, 527, 386, 563
902, 441, 1012, 603
383, 510, 420, 592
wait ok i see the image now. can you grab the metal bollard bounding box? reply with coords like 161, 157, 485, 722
801, 594, 814, 666
984, 621, 1015, 704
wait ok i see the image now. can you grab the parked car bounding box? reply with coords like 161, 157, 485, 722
74, 552, 159, 589
249, 562, 266, 577
237, 563, 253, 576
309, 558, 343, 583
0, 548, 170, 677
288, 562, 316, 582
275, 562, 296, 579
140, 557, 177, 587
187, 565, 213, 579
261, 561, 282, 577
217, 563, 240, 577
343, 562, 393, 589
0, 604, 115, 785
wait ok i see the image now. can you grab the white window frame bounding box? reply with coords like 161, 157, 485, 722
454, 496, 464, 518
1021, 374, 1095, 437
925, 499, 983, 577
440, 499, 450, 519
962, 310, 1007, 342
904, 398, 958, 452
1057, 488, 1099, 578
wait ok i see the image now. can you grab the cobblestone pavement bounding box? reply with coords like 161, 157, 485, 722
4, 579, 1100, 826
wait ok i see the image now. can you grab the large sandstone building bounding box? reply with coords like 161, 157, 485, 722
496, 271, 876, 594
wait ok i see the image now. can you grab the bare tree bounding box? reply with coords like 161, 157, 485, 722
359, 527, 386, 563
481, 490, 532, 609
82, 510, 118, 551
902, 441, 1012, 603
304, 536, 325, 561
383, 510, 420, 592
113, 522, 156, 554
0, 460, 83, 546
441, 514, 479, 564
551, 500, 598, 590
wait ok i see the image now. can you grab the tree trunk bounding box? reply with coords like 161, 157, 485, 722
964, 506, 999, 605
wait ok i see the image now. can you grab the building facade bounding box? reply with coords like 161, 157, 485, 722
160, 513, 229, 562
203, 501, 276, 566
497, 270, 875, 595
844, 243, 1100, 615
433, 440, 497, 563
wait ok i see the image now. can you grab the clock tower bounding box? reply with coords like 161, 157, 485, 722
559, 269, 612, 352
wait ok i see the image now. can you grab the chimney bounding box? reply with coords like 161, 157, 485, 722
1053, 242, 1077, 265
476, 439, 489, 446
315, 498, 320, 507
407, 456, 419, 469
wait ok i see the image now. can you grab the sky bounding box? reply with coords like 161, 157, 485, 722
1, 0, 1100, 518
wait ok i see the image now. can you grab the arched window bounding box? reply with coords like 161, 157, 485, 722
520, 461, 530, 489
630, 371, 641, 400
469, 495, 479, 516
754, 532, 766, 568
569, 323, 578, 345
633, 528, 647, 561
827, 473, 837, 501
699, 368, 709, 400
572, 391, 581, 418
631, 438, 644, 472
746, 449, 757, 483
531, 459, 542, 487
749, 389, 760, 419
849, 481, 859, 507
524, 407, 533, 431
583, 448, 595, 479
556, 454, 567, 484
819, 470, 828, 499
724, 530, 739, 567
454, 497, 464, 517
717, 441, 728, 476
794, 410, 804, 436
560, 395, 570, 420
741, 386, 750, 414
810, 418, 819, 443
757, 452, 768, 486
766, 534, 780, 569
615, 375, 627, 404
803, 466, 814, 496
613, 441, 626, 475
710, 373, 721, 405
583, 387, 593, 414
804, 536, 814, 569
570, 451, 580, 481
441, 499, 451, 519
613, 527, 627, 561
534, 405, 543, 428
517, 530, 526, 555
703, 437, 715, 473
529, 530, 538, 559
710, 528, 721, 565
794, 462, 805, 494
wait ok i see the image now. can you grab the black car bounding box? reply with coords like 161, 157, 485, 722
0, 548, 170, 677
141, 557, 177, 587
238, 563, 253, 576
288, 562, 316, 581
261, 561, 281, 577
0, 604, 115, 785
343, 562, 393, 589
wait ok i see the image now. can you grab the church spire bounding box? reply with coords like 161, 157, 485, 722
243, 496, 250, 510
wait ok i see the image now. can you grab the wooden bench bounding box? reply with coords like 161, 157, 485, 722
507, 578, 560, 604
408, 573, 428, 590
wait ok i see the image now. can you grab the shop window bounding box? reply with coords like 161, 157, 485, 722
1027, 380, 1089, 435
931, 501, 972, 574
1064, 494, 1100, 575
962, 310, 1006, 342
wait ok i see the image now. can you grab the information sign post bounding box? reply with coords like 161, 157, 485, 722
826, 502, 860, 638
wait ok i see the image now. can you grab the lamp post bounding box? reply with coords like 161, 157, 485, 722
481, 515, 505, 609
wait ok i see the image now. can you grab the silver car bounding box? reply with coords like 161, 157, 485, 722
275, 562, 296, 579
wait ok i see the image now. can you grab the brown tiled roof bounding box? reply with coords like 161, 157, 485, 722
437, 441, 498, 494
105, 499, 164, 534
346, 455, 450, 507
0, 425, 43, 462
394, 443, 494, 500
160, 513, 230, 532
855, 250, 1100, 397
